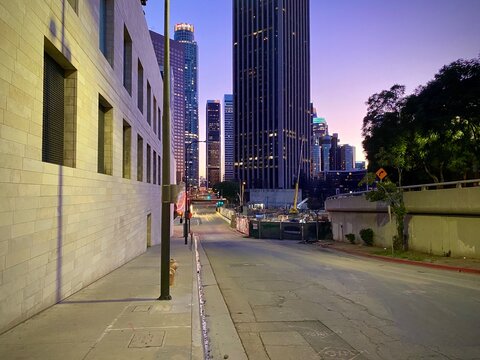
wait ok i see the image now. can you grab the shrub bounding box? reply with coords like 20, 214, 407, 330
345, 233, 356, 244
360, 228, 374, 246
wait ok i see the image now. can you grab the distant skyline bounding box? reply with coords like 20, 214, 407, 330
144, 0, 480, 177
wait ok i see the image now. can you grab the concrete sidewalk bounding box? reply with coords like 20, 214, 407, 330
0, 235, 204, 360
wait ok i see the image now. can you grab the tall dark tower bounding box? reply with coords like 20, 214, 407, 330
233, 0, 311, 189
174, 23, 199, 187
206, 100, 221, 188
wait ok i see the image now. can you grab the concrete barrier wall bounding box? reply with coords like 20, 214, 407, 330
325, 187, 480, 258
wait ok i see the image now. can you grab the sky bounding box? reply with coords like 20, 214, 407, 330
144, 0, 480, 177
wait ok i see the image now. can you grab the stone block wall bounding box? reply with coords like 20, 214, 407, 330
0, 0, 169, 332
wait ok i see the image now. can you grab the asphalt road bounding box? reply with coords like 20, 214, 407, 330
192, 206, 480, 360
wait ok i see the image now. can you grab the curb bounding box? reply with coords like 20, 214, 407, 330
324, 245, 480, 275
194, 233, 248, 360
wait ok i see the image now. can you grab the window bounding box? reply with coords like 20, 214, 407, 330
147, 81, 151, 126
99, 0, 114, 66
137, 60, 143, 113
42, 45, 77, 167
153, 150, 157, 185
98, 95, 113, 175
157, 107, 161, 140
137, 135, 143, 181
67, 0, 78, 13
158, 154, 161, 185
122, 120, 131, 179
153, 97, 157, 134
123, 27, 132, 94
146, 144, 151, 183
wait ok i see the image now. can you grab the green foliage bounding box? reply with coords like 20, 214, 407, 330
362, 57, 480, 184
361, 174, 407, 250
359, 228, 374, 246
212, 181, 240, 204
345, 233, 356, 244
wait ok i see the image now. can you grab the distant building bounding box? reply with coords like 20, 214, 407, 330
341, 145, 355, 170
150, 30, 185, 183
321, 135, 332, 172
233, 0, 311, 189
223, 94, 234, 181
355, 161, 366, 170
329, 133, 341, 171
206, 100, 221, 188
312, 117, 328, 177
175, 23, 199, 186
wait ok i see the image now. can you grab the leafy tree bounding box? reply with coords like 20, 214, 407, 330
360, 173, 407, 250
212, 181, 239, 204
362, 57, 480, 184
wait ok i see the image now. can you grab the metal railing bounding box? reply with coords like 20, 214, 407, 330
326, 178, 480, 201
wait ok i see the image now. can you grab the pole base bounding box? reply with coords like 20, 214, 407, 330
158, 295, 172, 301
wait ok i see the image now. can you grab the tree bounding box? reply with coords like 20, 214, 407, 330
360, 174, 407, 251
362, 57, 480, 184
212, 181, 239, 204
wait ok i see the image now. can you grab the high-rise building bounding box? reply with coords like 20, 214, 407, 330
224, 94, 234, 181
321, 135, 332, 172
312, 117, 328, 177
233, 0, 311, 189
340, 144, 355, 170
174, 23, 199, 186
150, 30, 185, 183
206, 100, 221, 188
329, 133, 341, 171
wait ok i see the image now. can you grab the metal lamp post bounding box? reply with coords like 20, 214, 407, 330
159, 0, 171, 301
184, 139, 205, 244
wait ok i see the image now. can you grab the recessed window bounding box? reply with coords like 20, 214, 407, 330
137, 135, 143, 181
42, 45, 77, 168
147, 81, 151, 125
157, 107, 161, 140
158, 154, 161, 185
123, 27, 132, 94
153, 97, 157, 134
98, 95, 113, 175
153, 150, 157, 185
146, 144, 151, 183
99, 0, 114, 67
137, 60, 144, 113
122, 120, 131, 179
67, 0, 78, 13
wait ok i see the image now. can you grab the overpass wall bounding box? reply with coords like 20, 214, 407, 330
325, 187, 480, 258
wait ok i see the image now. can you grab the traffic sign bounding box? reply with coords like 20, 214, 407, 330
376, 168, 387, 180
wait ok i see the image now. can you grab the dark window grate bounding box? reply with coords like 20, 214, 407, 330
43, 53, 65, 165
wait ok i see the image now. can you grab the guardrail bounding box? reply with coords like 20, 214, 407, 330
326, 178, 480, 201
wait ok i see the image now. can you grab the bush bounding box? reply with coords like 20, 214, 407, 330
345, 233, 356, 244
360, 228, 374, 246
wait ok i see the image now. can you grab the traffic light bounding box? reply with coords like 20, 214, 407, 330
216, 201, 224, 207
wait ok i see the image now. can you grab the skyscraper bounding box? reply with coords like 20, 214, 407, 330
341, 145, 355, 170
233, 0, 311, 189
206, 100, 221, 188
224, 94, 234, 181
312, 117, 328, 177
149, 30, 185, 183
174, 23, 199, 186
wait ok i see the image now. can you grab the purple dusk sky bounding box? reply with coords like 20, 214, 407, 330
145, 0, 480, 176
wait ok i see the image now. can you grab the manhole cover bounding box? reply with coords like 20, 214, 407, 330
129, 330, 165, 348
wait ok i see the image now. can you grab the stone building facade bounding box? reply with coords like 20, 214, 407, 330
0, 0, 169, 332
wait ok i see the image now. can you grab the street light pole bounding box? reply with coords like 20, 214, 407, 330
184, 140, 205, 244
159, 0, 171, 301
